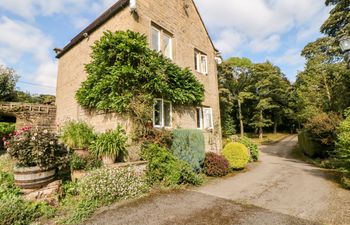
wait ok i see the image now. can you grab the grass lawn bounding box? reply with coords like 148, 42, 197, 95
247, 133, 290, 145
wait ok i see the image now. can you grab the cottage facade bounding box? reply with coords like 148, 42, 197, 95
56, 0, 222, 153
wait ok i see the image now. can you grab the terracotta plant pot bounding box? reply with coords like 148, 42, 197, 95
71, 170, 88, 181
13, 166, 56, 189
74, 149, 90, 158
102, 155, 116, 165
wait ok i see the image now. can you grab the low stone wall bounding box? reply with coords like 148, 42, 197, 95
0, 102, 57, 131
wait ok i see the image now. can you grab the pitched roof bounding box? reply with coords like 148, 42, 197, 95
56, 0, 130, 58
56, 0, 218, 58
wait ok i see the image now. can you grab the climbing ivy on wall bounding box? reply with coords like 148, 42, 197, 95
76, 30, 204, 114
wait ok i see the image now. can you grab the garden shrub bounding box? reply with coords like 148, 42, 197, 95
222, 142, 249, 169
298, 130, 324, 158
60, 120, 96, 150
203, 152, 229, 177
69, 153, 102, 171
334, 114, 350, 171
78, 168, 149, 202
304, 112, 341, 156
90, 126, 128, 160
238, 136, 259, 161
75, 30, 204, 114
171, 129, 205, 172
141, 144, 203, 186
0, 122, 15, 152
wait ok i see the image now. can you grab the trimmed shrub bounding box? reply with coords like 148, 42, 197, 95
238, 136, 259, 162
78, 168, 149, 202
222, 142, 249, 169
203, 152, 229, 177
171, 129, 205, 172
60, 121, 96, 150
141, 144, 202, 186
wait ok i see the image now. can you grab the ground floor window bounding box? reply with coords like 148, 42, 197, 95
196, 107, 213, 130
153, 99, 172, 128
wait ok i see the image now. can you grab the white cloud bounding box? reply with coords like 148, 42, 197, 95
194, 0, 329, 56
271, 48, 304, 66
249, 35, 281, 53
72, 17, 90, 30
0, 16, 56, 94
214, 29, 244, 55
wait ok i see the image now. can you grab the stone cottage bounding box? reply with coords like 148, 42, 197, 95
55, 0, 222, 153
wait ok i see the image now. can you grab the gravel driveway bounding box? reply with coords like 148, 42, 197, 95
85, 135, 350, 225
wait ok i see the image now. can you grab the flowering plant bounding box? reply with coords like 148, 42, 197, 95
5, 126, 69, 170
78, 168, 149, 202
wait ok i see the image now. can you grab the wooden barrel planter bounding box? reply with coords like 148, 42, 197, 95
13, 166, 56, 189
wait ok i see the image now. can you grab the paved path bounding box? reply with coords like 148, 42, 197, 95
85, 135, 350, 225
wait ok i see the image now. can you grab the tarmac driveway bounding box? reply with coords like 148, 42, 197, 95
85, 135, 350, 225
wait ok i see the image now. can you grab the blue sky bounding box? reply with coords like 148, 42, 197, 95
0, 0, 330, 95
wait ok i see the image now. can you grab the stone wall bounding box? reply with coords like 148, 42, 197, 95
0, 102, 57, 131
56, 0, 222, 153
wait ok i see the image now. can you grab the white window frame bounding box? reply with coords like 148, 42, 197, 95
153, 99, 172, 128
195, 50, 208, 75
163, 33, 173, 59
151, 26, 161, 52
203, 107, 214, 129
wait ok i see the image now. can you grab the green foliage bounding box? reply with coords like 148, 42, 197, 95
60, 198, 100, 225
321, 0, 350, 38
222, 117, 236, 137
171, 129, 205, 172
298, 130, 325, 158
91, 126, 128, 159
60, 121, 96, 149
238, 136, 259, 162
78, 168, 149, 202
76, 30, 204, 114
0, 122, 15, 152
203, 152, 229, 177
69, 153, 102, 171
334, 115, 350, 171
304, 112, 341, 149
222, 142, 249, 169
141, 144, 203, 186
7, 127, 69, 170
0, 65, 18, 101
14, 91, 55, 105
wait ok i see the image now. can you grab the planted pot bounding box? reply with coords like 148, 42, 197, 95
102, 155, 116, 165
74, 149, 90, 158
71, 170, 88, 181
13, 166, 56, 189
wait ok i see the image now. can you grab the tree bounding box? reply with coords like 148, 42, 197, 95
218, 57, 254, 137
321, 0, 350, 38
0, 65, 18, 101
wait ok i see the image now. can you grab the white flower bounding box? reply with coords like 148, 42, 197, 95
31, 137, 36, 141
49, 141, 54, 145
43, 130, 48, 134
34, 133, 38, 136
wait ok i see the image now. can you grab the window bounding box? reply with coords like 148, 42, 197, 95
196, 107, 213, 130
195, 50, 208, 74
203, 108, 213, 129
151, 25, 172, 59
153, 99, 172, 128
163, 33, 172, 59
151, 27, 160, 51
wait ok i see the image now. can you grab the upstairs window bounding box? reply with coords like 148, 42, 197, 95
151, 25, 173, 59
151, 27, 161, 52
153, 99, 172, 128
195, 50, 208, 74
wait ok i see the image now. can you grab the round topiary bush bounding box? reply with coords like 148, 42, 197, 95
203, 152, 229, 177
222, 142, 249, 169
